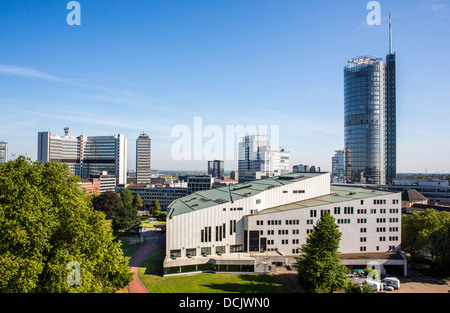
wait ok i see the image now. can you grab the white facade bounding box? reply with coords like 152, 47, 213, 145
164, 173, 403, 275
238, 135, 289, 182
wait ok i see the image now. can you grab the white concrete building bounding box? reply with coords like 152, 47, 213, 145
238, 135, 289, 182
164, 172, 406, 276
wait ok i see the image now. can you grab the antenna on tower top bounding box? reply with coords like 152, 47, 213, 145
389, 13, 393, 54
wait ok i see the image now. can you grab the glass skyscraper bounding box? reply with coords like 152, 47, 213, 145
344, 17, 396, 185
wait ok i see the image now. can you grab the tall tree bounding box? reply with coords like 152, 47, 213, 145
149, 199, 162, 216
0, 157, 132, 293
92, 191, 122, 220
132, 193, 143, 210
294, 211, 349, 293
112, 188, 140, 233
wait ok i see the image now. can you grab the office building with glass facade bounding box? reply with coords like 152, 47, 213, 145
344, 56, 387, 185
344, 18, 397, 185
37, 129, 127, 185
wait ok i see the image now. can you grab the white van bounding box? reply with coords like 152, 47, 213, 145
382, 277, 400, 290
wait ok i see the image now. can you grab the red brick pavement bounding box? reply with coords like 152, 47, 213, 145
126, 243, 162, 293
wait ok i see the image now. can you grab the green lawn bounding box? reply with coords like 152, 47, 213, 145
138, 248, 297, 293
115, 234, 142, 258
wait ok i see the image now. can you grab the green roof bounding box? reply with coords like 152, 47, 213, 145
258, 185, 396, 215
167, 173, 325, 218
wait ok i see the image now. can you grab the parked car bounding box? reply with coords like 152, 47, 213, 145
381, 277, 400, 290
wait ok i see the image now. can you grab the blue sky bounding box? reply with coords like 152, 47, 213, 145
1, 0, 449, 172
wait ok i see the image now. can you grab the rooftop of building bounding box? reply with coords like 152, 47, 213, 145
258, 185, 395, 215
167, 173, 325, 218
401, 189, 428, 202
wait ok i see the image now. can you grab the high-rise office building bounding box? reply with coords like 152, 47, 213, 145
0, 141, 7, 165
238, 135, 289, 182
344, 16, 396, 185
385, 14, 397, 185
207, 160, 224, 180
136, 133, 151, 184
37, 128, 127, 185
331, 150, 345, 184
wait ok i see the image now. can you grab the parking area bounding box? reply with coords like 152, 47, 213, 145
390, 270, 450, 293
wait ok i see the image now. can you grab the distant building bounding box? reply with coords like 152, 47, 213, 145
238, 135, 289, 182
38, 128, 127, 184
230, 171, 239, 181
401, 189, 428, 209
187, 175, 214, 194
136, 133, 152, 184
331, 150, 345, 183
79, 178, 101, 196
0, 141, 7, 165
118, 184, 188, 212
207, 160, 224, 180
293, 164, 321, 173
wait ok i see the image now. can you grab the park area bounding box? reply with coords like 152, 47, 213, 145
137, 247, 298, 293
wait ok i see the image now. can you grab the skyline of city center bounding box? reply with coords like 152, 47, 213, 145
1, 1, 450, 173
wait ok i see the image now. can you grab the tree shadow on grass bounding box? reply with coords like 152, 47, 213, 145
201, 274, 296, 293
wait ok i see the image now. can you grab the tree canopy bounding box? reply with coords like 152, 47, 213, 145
402, 208, 450, 275
112, 188, 140, 233
92, 191, 121, 220
0, 157, 133, 293
294, 211, 349, 293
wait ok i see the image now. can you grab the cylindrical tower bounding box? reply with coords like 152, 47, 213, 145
344, 56, 386, 185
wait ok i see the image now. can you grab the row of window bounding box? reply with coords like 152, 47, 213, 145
360, 236, 398, 242
257, 219, 300, 226
334, 207, 400, 215
360, 245, 398, 252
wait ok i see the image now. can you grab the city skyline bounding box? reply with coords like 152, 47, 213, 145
1, 1, 450, 173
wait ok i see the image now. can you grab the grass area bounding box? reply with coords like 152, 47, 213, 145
140, 221, 166, 229
114, 234, 142, 258
138, 248, 297, 293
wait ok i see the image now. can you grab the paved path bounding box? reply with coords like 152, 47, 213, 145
126, 229, 164, 293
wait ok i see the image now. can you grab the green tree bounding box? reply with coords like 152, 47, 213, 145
132, 193, 143, 210
118, 188, 133, 209
430, 223, 450, 275
149, 199, 162, 216
112, 189, 140, 233
0, 157, 132, 293
402, 209, 450, 262
294, 211, 349, 293
361, 281, 377, 293
92, 191, 122, 220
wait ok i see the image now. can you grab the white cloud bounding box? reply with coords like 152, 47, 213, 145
0, 64, 68, 83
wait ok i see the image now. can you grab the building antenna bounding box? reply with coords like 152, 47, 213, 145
389, 13, 393, 54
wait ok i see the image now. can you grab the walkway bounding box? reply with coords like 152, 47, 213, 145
126, 228, 164, 293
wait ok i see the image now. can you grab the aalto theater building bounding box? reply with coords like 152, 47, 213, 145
164, 173, 407, 277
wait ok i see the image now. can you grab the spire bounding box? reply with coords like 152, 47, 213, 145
389, 13, 393, 54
